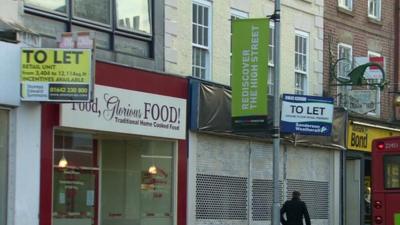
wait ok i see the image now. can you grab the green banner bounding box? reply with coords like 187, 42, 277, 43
231, 18, 269, 130
395, 213, 400, 225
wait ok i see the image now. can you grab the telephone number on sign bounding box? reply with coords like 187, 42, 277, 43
49, 87, 88, 94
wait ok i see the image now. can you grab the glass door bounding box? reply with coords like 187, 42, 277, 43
53, 131, 98, 225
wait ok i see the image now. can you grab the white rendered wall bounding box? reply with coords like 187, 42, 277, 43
0, 30, 41, 225
0, 0, 21, 23
8, 103, 41, 225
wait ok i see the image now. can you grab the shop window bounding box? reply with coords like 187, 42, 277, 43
24, 0, 153, 58
0, 110, 9, 225
101, 140, 174, 225
53, 131, 98, 225
52, 131, 175, 225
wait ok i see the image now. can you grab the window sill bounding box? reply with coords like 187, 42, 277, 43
368, 16, 382, 25
299, 0, 312, 4
337, 6, 354, 17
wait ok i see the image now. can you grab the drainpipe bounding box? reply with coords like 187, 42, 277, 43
393, 0, 400, 119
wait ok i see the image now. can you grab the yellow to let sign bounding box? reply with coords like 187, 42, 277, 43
21, 48, 91, 83
20, 48, 93, 102
347, 121, 400, 152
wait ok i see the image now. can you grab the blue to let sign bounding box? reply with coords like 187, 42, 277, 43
281, 94, 334, 136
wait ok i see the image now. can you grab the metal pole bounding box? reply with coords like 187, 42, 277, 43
272, 1, 281, 225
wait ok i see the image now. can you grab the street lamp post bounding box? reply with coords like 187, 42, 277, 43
271, 1, 281, 225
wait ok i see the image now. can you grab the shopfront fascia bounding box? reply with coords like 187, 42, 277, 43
345, 119, 400, 225
40, 61, 188, 225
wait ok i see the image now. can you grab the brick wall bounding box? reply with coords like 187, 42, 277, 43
323, 0, 396, 120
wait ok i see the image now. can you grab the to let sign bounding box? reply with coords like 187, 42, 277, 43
20, 48, 93, 102
281, 94, 334, 136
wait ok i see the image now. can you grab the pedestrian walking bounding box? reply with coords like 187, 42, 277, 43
280, 190, 311, 225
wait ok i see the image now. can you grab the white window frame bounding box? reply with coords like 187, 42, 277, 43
338, 0, 353, 11
230, 8, 248, 20
192, 0, 212, 80
336, 43, 353, 106
294, 30, 309, 95
368, 0, 381, 20
337, 43, 353, 79
367, 51, 382, 117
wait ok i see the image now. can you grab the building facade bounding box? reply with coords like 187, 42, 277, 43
166, 0, 325, 95
165, 0, 340, 224
0, 1, 191, 225
323, 0, 398, 224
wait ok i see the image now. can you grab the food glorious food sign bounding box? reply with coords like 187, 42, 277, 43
61, 85, 187, 140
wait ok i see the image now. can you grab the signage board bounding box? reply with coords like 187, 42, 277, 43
348, 90, 377, 114
231, 18, 269, 131
395, 213, 400, 225
347, 122, 400, 152
58, 32, 95, 49
354, 56, 385, 80
20, 48, 93, 102
61, 85, 187, 140
281, 94, 334, 136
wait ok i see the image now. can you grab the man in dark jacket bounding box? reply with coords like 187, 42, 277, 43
280, 191, 311, 225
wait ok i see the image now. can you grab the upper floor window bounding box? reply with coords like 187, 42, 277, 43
337, 43, 353, 79
230, 9, 248, 21
294, 30, 309, 95
192, 0, 211, 80
23, 0, 153, 57
368, 0, 381, 20
338, 0, 352, 11
367, 51, 382, 117
337, 43, 352, 106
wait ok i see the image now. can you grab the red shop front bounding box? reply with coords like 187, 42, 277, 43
39, 61, 188, 225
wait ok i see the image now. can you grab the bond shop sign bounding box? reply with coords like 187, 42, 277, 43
20, 48, 93, 102
347, 122, 400, 152
61, 85, 187, 140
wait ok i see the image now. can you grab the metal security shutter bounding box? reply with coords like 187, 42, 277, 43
196, 174, 248, 220
250, 143, 283, 223
251, 179, 283, 221
287, 179, 329, 219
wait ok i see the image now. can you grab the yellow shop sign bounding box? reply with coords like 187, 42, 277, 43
347, 121, 400, 152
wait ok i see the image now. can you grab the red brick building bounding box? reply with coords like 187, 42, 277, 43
324, 0, 396, 120
323, 0, 398, 225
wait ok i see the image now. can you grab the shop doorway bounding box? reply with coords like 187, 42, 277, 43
345, 159, 361, 225
363, 160, 371, 225
52, 131, 176, 225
